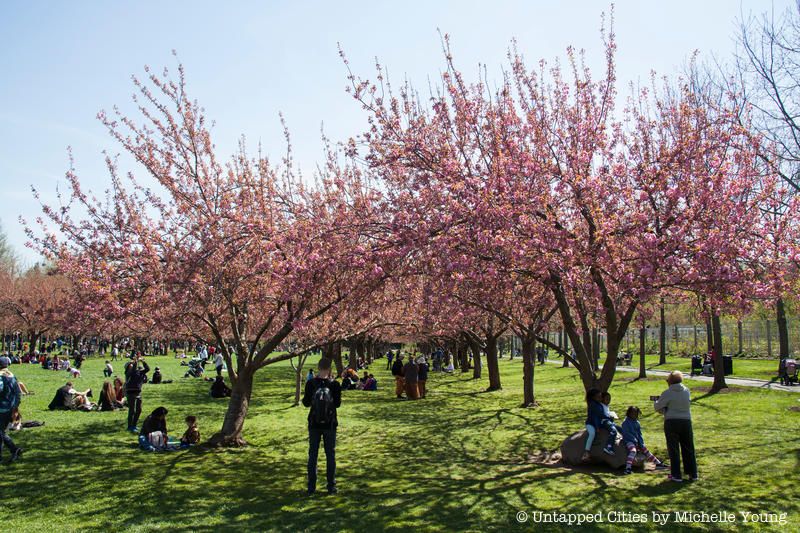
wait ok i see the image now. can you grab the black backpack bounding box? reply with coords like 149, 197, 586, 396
311, 381, 335, 425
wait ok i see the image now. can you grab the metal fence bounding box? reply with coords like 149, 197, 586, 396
533, 319, 798, 359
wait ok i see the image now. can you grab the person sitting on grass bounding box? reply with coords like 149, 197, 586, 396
103, 360, 113, 378
210, 376, 232, 398
362, 373, 377, 391
48, 382, 93, 411
180, 415, 200, 447
99, 381, 124, 411
113, 377, 126, 405
620, 406, 668, 475
139, 407, 169, 451
582, 388, 618, 461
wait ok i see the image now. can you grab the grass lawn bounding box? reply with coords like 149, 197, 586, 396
2, 354, 799, 532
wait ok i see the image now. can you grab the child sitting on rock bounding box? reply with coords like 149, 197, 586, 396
583, 388, 619, 461
620, 406, 668, 475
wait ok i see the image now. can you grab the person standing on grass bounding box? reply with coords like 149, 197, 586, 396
124, 354, 150, 432
214, 350, 224, 377
392, 354, 405, 399
403, 356, 419, 400
654, 371, 697, 483
417, 356, 429, 399
0, 356, 22, 463
302, 358, 342, 495
386, 350, 394, 371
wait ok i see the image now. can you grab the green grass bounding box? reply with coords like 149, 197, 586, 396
2, 354, 799, 532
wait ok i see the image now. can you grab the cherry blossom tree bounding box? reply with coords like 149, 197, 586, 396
28, 63, 392, 446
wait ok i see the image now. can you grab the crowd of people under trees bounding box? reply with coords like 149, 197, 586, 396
0, 5, 797, 497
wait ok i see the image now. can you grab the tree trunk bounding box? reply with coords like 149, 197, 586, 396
562, 332, 570, 367
737, 320, 743, 355
659, 302, 666, 365
639, 325, 647, 379
521, 333, 536, 407
705, 318, 713, 353
485, 335, 502, 391
777, 297, 789, 362
592, 327, 600, 370
28, 331, 40, 357
333, 342, 344, 376
711, 314, 727, 392
469, 339, 482, 379
458, 340, 469, 372
210, 368, 254, 447
294, 367, 303, 407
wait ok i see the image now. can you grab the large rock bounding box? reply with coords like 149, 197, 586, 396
560, 428, 644, 470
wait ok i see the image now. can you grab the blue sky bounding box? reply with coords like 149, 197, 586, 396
0, 0, 792, 264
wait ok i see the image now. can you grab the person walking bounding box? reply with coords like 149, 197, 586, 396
386, 350, 394, 371
654, 371, 697, 482
0, 356, 23, 463
403, 356, 419, 400
391, 354, 405, 399
124, 354, 150, 432
302, 358, 342, 496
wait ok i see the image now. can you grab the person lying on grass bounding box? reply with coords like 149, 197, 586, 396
620, 406, 668, 475
48, 382, 94, 411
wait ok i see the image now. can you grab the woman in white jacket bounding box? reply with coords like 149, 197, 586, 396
654, 371, 697, 482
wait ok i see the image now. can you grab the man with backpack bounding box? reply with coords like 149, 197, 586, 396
302, 358, 341, 495
0, 356, 23, 463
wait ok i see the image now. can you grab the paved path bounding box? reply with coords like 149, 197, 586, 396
614, 365, 800, 393
543, 359, 800, 393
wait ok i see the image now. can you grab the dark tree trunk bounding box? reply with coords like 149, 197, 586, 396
485, 335, 501, 391
294, 366, 303, 406
210, 367, 254, 447
639, 325, 647, 379
659, 301, 667, 365
737, 320, 743, 355
457, 341, 469, 372
28, 331, 41, 357
592, 327, 600, 370
562, 331, 570, 367
469, 338, 482, 379
711, 314, 727, 392
705, 318, 713, 353
777, 297, 789, 362
333, 342, 344, 376
521, 333, 536, 407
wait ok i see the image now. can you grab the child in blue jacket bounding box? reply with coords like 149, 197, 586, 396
620, 406, 668, 474
583, 388, 618, 460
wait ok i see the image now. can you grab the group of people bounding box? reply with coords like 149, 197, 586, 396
582, 370, 697, 482
391, 353, 429, 400
337, 368, 377, 391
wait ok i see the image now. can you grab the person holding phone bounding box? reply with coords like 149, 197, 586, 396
654, 371, 697, 482
124, 354, 150, 432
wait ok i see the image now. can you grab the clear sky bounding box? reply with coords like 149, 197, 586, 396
0, 0, 792, 265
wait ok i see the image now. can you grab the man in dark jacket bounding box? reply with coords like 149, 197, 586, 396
302, 358, 342, 495
391, 354, 405, 399
124, 355, 150, 432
